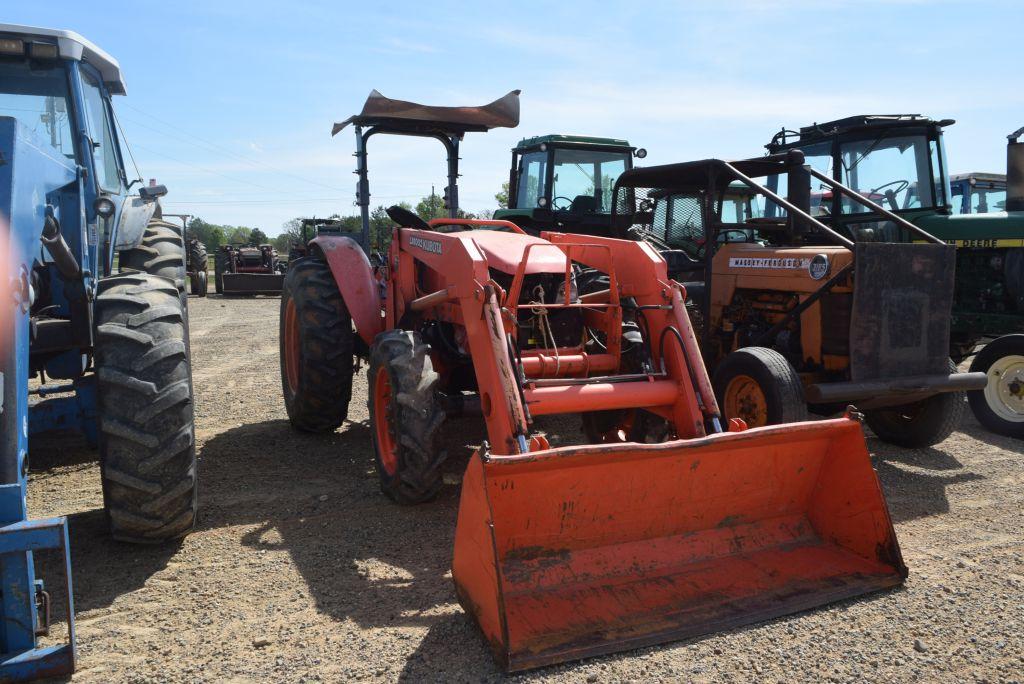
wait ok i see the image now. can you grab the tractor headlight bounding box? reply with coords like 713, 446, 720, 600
0, 38, 24, 55
634, 148, 648, 159
537, 197, 548, 208
93, 196, 116, 218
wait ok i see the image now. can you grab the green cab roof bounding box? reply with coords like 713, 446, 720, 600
514, 134, 632, 150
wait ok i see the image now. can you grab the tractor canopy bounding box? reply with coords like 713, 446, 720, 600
330, 89, 521, 250
332, 89, 521, 136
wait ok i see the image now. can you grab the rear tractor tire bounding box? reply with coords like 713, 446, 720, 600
193, 269, 208, 297
94, 273, 197, 543
119, 219, 187, 293
864, 360, 966, 448
967, 335, 1024, 438
712, 347, 807, 428
368, 331, 446, 504
189, 241, 208, 297
280, 257, 354, 432
214, 252, 229, 295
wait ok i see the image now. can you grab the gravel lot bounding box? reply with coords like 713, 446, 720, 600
28, 294, 1024, 683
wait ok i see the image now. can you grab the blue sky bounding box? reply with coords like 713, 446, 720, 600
6, 0, 1021, 235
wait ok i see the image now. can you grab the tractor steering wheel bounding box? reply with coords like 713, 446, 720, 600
551, 196, 574, 211
868, 179, 910, 210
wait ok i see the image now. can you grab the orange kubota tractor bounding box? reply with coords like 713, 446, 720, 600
279, 91, 907, 671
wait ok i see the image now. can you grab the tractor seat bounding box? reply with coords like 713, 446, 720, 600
386, 205, 431, 231
569, 195, 598, 214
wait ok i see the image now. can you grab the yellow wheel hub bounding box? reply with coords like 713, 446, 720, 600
724, 375, 769, 427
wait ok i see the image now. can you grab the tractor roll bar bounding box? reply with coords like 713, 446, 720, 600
718, 159, 855, 249
333, 90, 521, 252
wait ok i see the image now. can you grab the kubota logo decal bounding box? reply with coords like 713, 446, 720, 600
409, 236, 443, 254
728, 257, 810, 270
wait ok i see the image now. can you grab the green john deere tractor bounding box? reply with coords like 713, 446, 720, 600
494, 134, 646, 235
765, 116, 1024, 437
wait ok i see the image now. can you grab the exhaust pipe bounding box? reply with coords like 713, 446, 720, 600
40, 211, 81, 280
1008, 126, 1024, 212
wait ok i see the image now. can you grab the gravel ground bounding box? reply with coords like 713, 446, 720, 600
27, 294, 1024, 683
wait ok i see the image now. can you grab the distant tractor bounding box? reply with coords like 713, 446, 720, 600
949, 172, 1006, 214
1, 23, 198, 680
613, 152, 985, 448
495, 134, 645, 236
766, 116, 1024, 437
287, 217, 350, 266
164, 213, 207, 296
214, 241, 284, 295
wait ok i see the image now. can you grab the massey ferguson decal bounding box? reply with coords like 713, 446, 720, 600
408, 236, 443, 254
728, 256, 810, 270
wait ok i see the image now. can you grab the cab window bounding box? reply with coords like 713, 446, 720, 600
515, 151, 547, 209
551, 149, 628, 213
81, 70, 122, 192
653, 193, 705, 256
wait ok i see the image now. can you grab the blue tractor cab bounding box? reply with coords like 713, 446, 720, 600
1, 23, 198, 680
948, 172, 1007, 214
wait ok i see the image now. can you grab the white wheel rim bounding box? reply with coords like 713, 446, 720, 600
984, 354, 1024, 423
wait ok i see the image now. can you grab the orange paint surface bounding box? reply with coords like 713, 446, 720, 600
452, 418, 905, 671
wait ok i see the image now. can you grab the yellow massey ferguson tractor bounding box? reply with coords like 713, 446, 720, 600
611, 151, 987, 447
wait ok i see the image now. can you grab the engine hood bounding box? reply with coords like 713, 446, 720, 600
463, 231, 567, 275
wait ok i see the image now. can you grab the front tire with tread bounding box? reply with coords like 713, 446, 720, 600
280, 257, 354, 432
864, 360, 966, 448
712, 347, 807, 427
368, 331, 446, 504
94, 273, 197, 543
967, 335, 1024, 438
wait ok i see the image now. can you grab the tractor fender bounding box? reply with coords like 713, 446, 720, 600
310, 235, 383, 345
114, 195, 158, 250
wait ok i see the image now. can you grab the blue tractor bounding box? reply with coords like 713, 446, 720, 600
0, 23, 197, 680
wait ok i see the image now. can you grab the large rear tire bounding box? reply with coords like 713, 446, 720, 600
119, 219, 186, 292
368, 331, 446, 504
864, 360, 966, 447
94, 273, 197, 543
280, 257, 354, 432
713, 347, 807, 427
189, 240, 208, 297
967, 335, 1024, 438
214, 252, 228, 295
194, 270, 208, 297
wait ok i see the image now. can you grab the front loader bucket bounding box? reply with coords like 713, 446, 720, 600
453, 417, 905, 672
221, 272, 285, 295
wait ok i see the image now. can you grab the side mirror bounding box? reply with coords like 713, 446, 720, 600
139, 184, 168, 200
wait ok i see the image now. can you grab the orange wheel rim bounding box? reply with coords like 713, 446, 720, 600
724, 375, 768, 427
373, 367, 398, 475
284, 299, 300, 394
